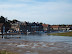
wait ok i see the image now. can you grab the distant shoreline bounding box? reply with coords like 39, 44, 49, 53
0, 33, 20, 35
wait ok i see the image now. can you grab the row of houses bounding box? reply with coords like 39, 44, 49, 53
0, 22, 43, 34
11, 22, 43, 34
0, 21, 72, 34
50, 25, 72, 31
0, 16, 72, 34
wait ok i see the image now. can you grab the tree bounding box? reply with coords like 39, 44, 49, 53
12, 19, 19, 23
0, 16, 11, 32
69, 27, 72, 30
4, 21, 11, 32
0, 16, 5, 23
40, 22, 43, 25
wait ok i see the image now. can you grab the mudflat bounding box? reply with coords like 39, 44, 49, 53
0, 39, 72, 54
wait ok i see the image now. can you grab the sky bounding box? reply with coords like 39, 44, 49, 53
0, 0, 72, 25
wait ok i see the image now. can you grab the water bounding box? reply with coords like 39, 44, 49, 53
21, 35, 72, 43
1, 34, 72, 43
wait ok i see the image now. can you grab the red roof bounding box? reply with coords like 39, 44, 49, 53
42, 24, 48, 27
51, 25, 59, 28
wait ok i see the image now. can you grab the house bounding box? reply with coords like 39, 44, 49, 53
19, 22, 30, 34
42, 24, 50, 32
50, 25, 59, 31
50, 25, 71, 31
42, 24, 48, 31
11, 23, 20, 32
59, 26, 67, 31
20, 22, 43, 34
20, 24, 27, 33
31, 23, 43, 32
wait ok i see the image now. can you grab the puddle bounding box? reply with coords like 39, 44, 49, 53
16, 42, 49, 48
65, 42, 72, 45
49, 43, 54, 45
67, 50, 72, 52
17, 45, 29, 47
33, 43, 39, 47
31, 46, 36, 48
49, 47, 59, 50
25, 51, 38, 54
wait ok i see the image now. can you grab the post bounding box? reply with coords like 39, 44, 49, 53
2, 25, 5, 39
2, 32, 3, 39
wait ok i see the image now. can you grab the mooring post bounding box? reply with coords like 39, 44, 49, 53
2, 25, 5, 39
2, 32, 3, 39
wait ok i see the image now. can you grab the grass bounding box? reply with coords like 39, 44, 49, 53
48, 32, 72, 36
0, 50, 18, 54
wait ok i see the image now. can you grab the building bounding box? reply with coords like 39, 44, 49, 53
50, 25, 71, 31
42, 24, 50, 32
20, 22, 43, 34
50, 25, 60, 31
42, 24, 48, 31
31, 23, 43, 32
20, 24, 27, 33
11, 23, 20, 32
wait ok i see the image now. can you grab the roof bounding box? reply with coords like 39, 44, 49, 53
42, 24, 48, 27
51, 25, 59, 28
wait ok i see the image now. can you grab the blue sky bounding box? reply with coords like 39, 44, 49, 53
0, 0, 72, 24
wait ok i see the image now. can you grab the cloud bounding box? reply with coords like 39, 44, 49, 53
0, 4, 27, 9
0, 0, 33, 2
0, 0, 72, 24
16, 0, 34, 2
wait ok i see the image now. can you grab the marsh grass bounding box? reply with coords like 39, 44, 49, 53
48, 32, 72, 36
0, 50, 18, 54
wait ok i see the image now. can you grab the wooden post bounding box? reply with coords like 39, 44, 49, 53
2, 25, 5, 39
2, 32, 3, 39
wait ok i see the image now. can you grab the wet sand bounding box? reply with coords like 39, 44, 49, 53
0, 39, 72, 54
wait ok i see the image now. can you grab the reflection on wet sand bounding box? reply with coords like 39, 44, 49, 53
0, 39, 72, 54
